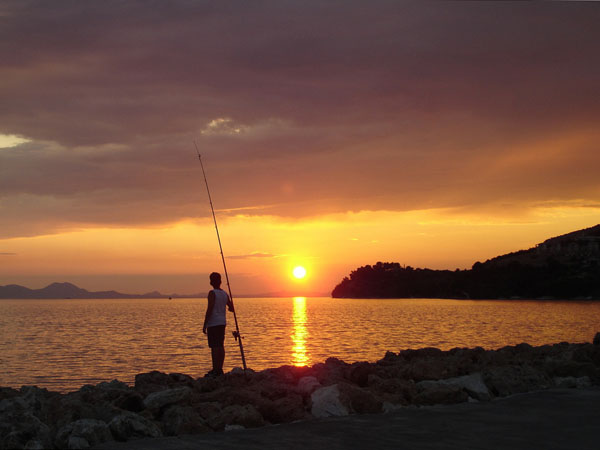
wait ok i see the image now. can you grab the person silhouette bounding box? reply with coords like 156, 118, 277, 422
203, 272, 234, 377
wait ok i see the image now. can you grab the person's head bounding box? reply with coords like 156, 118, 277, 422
209, 272, 222, 288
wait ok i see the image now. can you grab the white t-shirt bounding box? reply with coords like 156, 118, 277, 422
205, 289, 229, 327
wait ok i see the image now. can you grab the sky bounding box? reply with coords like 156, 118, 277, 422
1, 1, 600, 295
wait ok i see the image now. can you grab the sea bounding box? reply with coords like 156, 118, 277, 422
1, 297, 599, 393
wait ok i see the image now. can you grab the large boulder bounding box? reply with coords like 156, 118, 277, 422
417, 373, 490, 401
310, 385, 350, 418
134, 372, 194, 396
414, 383, 468, 405
338, 383, 382, 414
257, 393, 308, 424
367, 375, 417, 405
143, 387, 191, 412
108, 412, 162, 441
296, 376, 321, 396
206, 404, 265, 430
0, 410, 52, 450
483, 365, 552, 397
593, 332, 600, 346
55, 419, 112, 449
160, 405, 210, 436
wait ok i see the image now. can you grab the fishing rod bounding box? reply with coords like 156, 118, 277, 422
194, 141, 248, 372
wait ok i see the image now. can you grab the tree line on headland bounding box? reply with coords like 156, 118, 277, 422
332, 224, 600, 300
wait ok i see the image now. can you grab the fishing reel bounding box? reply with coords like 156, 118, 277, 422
232, 330, 243, 341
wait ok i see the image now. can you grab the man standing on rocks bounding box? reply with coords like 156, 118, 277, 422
203, 272, 234, 377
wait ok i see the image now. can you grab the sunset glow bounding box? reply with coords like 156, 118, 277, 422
0, 2, 599, 296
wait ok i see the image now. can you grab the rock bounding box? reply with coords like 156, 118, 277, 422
207, 404, 265, 430
160, 405, 210, 436
544, 359, 599, 378
257, 393, 308, 424
553, 376, 592, 389
338, 383, 382, 414
134, 371, 194, 396
368, 375, 417, 405
593, 332, 600, 346
418, 373, 490, 401
194, 402, 222, 421
400, 347, 444, 361
414, 383, 469, 405
0, 411, 52, 450
404, 358, 451, 381
113, 391, 144, 412
483, 365, 552, 397
310, 385, 350, 418
96, 380, 130, 391
55, 419, 112, 449
348, 362, 373, 387
297, 376, 321, 396
143, 387, 191, 411
108, 411, 162, 441
0, 387, 20, 402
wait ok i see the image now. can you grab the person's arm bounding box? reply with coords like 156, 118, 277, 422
203, 290, 215, 334
227, 295, 234, 313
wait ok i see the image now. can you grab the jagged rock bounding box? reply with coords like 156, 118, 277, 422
367, 375, 417, 405
143, 387, 191, 411
310, 384, 350, 418
0, 387, 20, 402
338, 383, 382, 414
483, 365, 552, 397
207, 404, 265, 430
194, 402, 222, 421
96, 380, 130, 391
544, 359, 599, 378
108, 411, 162, 441
417, 373, 490, 401
53, 389, 121, 429
414, 383, 468, 405
160, 405, 210, 436
593, 332, 600, 346
0, 411, 52, 450
296, 376, 321, 396
134, 372, 194, 396
400, 347, 444, 361
554, 376, 592, 389
403, 358, 452, 381
257, 393, 308, 424
348, 362, 373, 387
55, 419, 112, 449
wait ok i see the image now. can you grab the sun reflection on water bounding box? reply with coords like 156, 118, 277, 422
292, 297, 309, 366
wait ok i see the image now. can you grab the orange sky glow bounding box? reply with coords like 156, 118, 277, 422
1, 2, 599, 295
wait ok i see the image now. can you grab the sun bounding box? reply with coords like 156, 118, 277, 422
292, 266, 307, 279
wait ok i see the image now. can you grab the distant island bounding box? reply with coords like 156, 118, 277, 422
332, 224, 600, 300
0, 282, 183, 300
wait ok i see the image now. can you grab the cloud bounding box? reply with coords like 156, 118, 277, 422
0, 252, 16, 256
0, 1, 599, 238
227, 252, 280, 260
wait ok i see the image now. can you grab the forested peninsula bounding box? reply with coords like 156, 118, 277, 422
332, 225, 600, 299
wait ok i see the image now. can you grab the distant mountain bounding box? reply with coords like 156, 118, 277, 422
332, 224, 600, 300
0, 282, 170, 299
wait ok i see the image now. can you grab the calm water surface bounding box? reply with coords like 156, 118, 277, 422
1, 297, 599, 392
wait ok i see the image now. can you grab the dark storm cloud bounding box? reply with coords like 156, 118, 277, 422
1, 1, 599, 237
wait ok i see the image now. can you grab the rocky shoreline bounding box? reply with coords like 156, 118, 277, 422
2, 334, 600, 449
